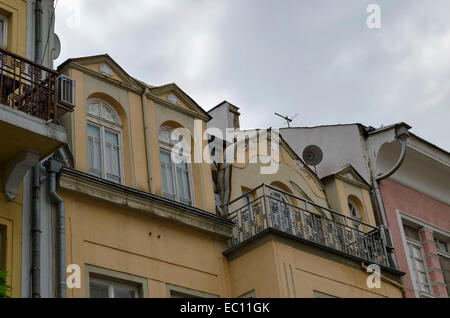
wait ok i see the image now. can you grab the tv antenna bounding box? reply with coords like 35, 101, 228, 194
275, 113, 298, 128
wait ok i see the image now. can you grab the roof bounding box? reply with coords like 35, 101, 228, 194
57, 54, 211, 120
208, 100, 240, 113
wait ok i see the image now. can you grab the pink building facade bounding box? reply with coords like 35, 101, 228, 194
380, 179, 450, 298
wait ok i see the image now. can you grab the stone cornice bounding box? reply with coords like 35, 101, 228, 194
58, 168, 233, 239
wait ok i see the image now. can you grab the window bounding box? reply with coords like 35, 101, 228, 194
269, 188, 294, 234
436, 240, 449, 254
166, 284, 218, 298
89, 277, 138, 298
348, 200, 362, 231
313, 290, 338, 298
159, 126, 194, 206
403, 225, 432, 295
0, 15, 7, 48
0, 225, 6, 271
87, 99, 123, 184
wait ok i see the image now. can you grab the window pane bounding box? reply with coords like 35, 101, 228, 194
113, 286, 136, 298
87, 123, 100, 138
404, 225, 420, 241
88, 124, 102, 176
0, 20, 4, 45
90, 281, 109, 298
105, 129, 119, 145
102, 105, 117, 123
87, 103, 101, 117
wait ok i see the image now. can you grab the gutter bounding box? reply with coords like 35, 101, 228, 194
371, 124, 410, 269
31, 0, 42, 298
141, 87, 154, 193
45, 158, 66, 298
31, 165, 41, 298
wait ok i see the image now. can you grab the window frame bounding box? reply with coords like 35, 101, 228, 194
85, 264, 148, 298
86, 99, 124, 185
0, 15, 7, 48
400, 222, 433, 297
0, 224, 6, 271
166, 283, 218, 298
347, 200, 363, 231
89, 277, 139, 298
158, 126, 195, 206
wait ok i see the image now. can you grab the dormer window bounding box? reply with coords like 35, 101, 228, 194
348, 200, 362, 231
87, 99, 123, 184
158, 126, 194, 206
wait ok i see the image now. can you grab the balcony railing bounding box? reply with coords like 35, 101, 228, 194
0, 48, 57, 121
226, 184, 392, 268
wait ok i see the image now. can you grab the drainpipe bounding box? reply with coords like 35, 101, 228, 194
372, 124, 410, 268
31, 0, 42, 298
31, 165, 41, 298
45, 159, 65, 298
141, 88, 154, 193
34, 0, 42, 63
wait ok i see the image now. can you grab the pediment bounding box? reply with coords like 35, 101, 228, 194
335, 164, 370, 190
148, 83, 211, 121
59, 54, 140, 89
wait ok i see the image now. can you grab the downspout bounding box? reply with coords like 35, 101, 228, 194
31, 0, 42, 298
34, 0, 42, 63
31, 165, 41, 298
141, 88, 154, 193
45, 159, 65, 298
372, 124, 410, 268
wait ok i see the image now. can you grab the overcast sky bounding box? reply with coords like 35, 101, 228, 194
54, 0, 450, 151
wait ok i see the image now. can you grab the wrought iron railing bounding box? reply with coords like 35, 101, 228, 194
226, 184, 391, 268
0, 48, 57, 121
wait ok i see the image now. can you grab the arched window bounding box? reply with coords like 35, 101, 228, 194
86, 99, 123, 184
348, 200, 362, 231
269, 187, 294, 234
159, 126, 194, 206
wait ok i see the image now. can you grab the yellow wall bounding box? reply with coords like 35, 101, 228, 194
0, 169, 22, 298
64, 61, 216, 213
62, 190, 230, 298
0, 0, 27, 56
227, 236, 402, 298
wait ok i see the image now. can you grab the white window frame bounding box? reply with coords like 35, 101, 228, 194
89, 277, 139, 298
0, 15, 7, 48
87, 99, 124, 185
348, 200, 363, 232
397, 210, 450, 298
159, 126, 195, 206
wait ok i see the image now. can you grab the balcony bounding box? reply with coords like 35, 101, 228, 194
226, 184, 392, 268
0, 48, 57, 121
0, 48, 66, 200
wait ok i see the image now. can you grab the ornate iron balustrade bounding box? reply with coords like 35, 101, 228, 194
226, 184, 391, 268
0, 48, 57, 121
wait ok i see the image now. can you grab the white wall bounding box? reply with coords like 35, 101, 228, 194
280, 125, 371, 182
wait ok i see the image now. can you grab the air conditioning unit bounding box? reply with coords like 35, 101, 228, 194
57, 75, 76, 110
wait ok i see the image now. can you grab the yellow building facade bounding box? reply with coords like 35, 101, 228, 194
53, 55, 404, 298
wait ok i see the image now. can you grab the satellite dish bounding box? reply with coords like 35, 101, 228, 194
52, 34, 61, 60
302, 145, 323, 167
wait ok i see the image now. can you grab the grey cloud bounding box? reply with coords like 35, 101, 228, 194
55, 0, 450, 150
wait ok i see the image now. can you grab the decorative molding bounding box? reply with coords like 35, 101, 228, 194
98, 63, 113, 76
167, 93, 180, 105
58, 169, 233, 239
3, 149, 40, 201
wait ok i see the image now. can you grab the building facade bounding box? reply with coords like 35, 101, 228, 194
0, 0, 62, 298
281, 124, 450, 298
